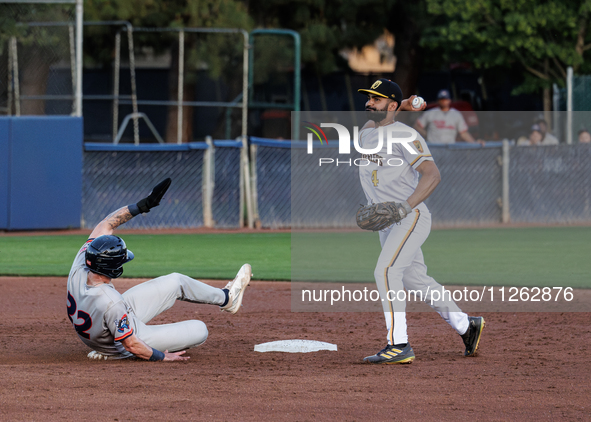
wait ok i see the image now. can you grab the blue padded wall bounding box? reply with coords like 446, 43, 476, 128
0, 118, 9, 229
8, 117, 83, 230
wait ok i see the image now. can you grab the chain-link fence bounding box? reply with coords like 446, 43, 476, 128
0, 1, 79, 116
290, 143, 364, 228
82, 148, 205, 229
81, 139, 591, 230
251, 138, 291, 228
572, 75, 591, 112
555, 73, 591, 143
253, 138, 504, 229
427, 146, 502, 226
510, 144, 591, 224
212, 141, 242, 228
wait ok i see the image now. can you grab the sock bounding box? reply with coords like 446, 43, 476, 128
393, 343, 407, 348
220, 288, 230, 307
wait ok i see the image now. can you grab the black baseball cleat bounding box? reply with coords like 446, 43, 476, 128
461, 316, 485, 357
363, 343, 415, 364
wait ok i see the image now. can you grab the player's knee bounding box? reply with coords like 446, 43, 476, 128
374, 266, 401, 280
165, 272, 184, 287
374, 266, 386, 280
193, 320, 208, 345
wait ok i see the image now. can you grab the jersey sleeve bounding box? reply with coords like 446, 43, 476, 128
105, 301, 135, 342
71, 239, 93, 272
403, 131, 434, 170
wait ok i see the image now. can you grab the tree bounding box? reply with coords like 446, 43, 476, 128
247, 0, 394, 73
0, 3, 75, 115
387, 1, 432, 100
246, 0, 435, 101
84, 0, 253, 142
422, 0, 591, 112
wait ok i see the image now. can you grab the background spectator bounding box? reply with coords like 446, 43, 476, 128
534, 117, 559, 145
414, 89, 484, 145
517, 125, 544, 146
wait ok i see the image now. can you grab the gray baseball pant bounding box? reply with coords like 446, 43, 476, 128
122, 272, 226, 353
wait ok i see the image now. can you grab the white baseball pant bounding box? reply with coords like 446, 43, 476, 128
374, 207, 469, 345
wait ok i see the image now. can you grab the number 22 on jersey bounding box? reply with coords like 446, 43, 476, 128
371, 170, 379, 187
67, 291, 92, 339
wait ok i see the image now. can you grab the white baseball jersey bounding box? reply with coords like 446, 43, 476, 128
358, 121, 433, 208
542, 133, 559, 145
66, 240, 134, 358
416, 107, 468, 144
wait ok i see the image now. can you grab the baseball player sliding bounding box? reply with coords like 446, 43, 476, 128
356, 79, 484, 364
67, 178, 252, 361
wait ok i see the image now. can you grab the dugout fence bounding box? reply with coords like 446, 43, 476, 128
251, 139, 591, 229
81, 137, 591, 230
82, 139, 242, 229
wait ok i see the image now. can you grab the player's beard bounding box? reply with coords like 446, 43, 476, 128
365, 106, 388, 122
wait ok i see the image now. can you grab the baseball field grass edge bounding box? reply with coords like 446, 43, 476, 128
1, 226, 589, 288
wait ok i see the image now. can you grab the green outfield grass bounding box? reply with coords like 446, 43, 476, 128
0, 226, 589, 287
0, 233, 290, 280
293, 226, 591, 288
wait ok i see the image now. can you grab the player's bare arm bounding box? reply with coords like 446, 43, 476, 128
406, 161, 441, 208
120, 333, 189, 362
89, 206, 134, 239
88, 178, 172, 240
414, 120, 427, 138
459, 130, 485, 146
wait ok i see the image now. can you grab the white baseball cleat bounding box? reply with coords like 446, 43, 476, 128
87, 350, 108, 360
221, 264, 252, 314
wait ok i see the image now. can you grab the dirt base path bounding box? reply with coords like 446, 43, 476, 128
1, 277, 590, 421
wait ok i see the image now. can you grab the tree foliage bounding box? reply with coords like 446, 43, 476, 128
422, 0, 591, 93
247, 0, 397, 74
84, 0, 253, 78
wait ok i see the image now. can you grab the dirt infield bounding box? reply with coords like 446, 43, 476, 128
1, 277, 590, 421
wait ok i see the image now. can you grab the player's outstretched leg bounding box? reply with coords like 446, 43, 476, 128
220, 264, 252, 314
363, 343, 415, 364
400, 248, 486, 357
461, 316, 485, 356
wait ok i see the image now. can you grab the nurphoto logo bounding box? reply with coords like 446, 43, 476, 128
304, 122, 419, 167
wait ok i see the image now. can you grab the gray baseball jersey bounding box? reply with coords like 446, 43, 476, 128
66, 240, 134, 358
416, 107, 468, 144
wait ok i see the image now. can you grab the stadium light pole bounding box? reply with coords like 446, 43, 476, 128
566, 66, 573, 145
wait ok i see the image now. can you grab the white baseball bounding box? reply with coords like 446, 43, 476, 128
412, 97, 425, 109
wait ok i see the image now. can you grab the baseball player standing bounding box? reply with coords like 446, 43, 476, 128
67, 178, 252, 361
414, 89, 482, 145
356, 79, 484, 364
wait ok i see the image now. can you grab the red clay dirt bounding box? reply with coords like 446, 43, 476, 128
1, 276, 590, 421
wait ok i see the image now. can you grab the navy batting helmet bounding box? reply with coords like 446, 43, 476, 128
85, 235, 134, 279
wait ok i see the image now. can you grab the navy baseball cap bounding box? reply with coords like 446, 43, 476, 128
358, 79, 403, 103
437, 89, 451, 99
